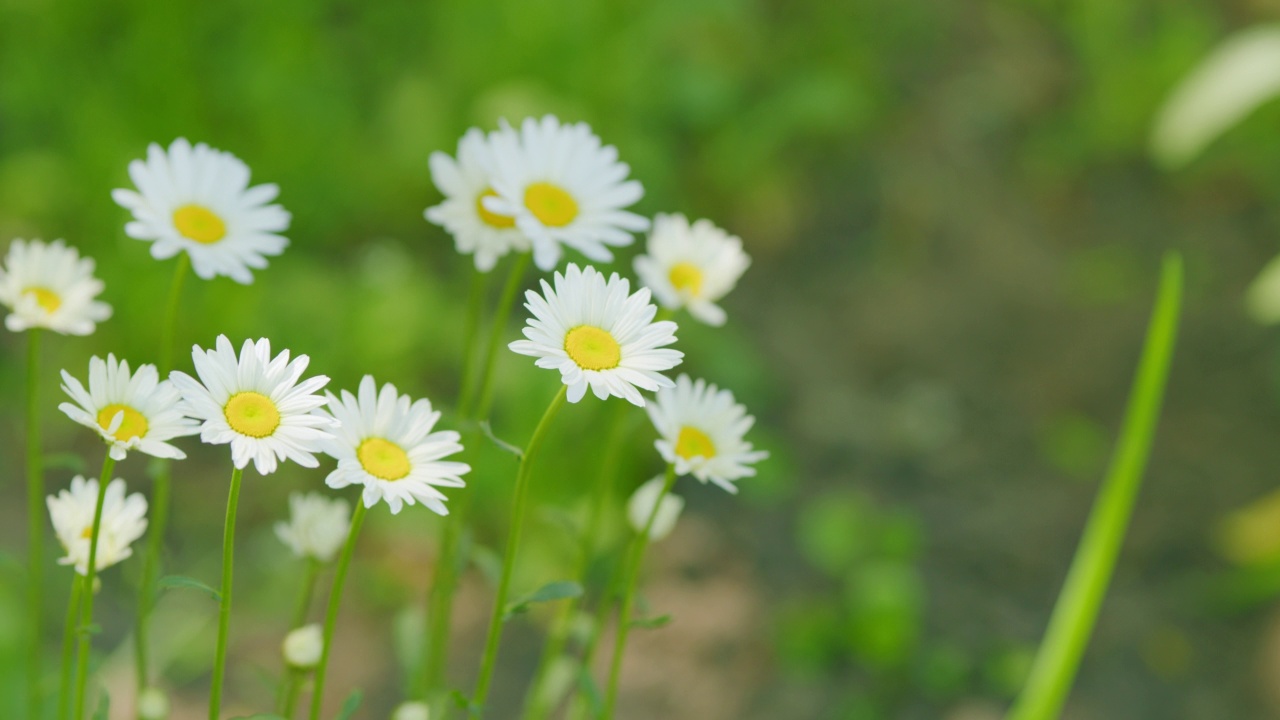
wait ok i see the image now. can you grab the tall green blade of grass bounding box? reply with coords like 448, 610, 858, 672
1007, 252, 1184, 720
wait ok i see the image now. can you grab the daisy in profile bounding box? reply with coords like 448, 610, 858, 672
425, 128, 530, 271
633, 213, 751, 326
59, 354, 198, 461
47, 476, 148, 575
510, 263, 683, 406
646, 374, 768, 493
319, 375, 469, 515
169, 335, 335, 475
112, 138, 290, 284
275, 492, 351, 563
627, 475, 685, 541
0, 239, 111, 335
485, 115, 649, 270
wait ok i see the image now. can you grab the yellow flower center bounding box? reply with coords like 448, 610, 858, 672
564, 325, 621, 371
24, 287, 61, 312
357, 437, 411, 480
80, 525, 94, 540
224, 392, 280, 438
97, 403, 149, 442
668, 262, 704, 296
675, 426, 717, 460
524, 181, 579, 227
475, 188, 516, 229
173, 204, 227, 244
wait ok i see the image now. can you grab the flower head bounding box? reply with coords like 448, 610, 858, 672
646, 374, 768, 493
510, 264, 682, 406
392, 702, 432, 720
282, 624, 324, 670
169, 336, 335, 475
627, 476, 685, 541
319, 376, 469, 515
137, 688, 170, 720
112, 138, 290, 284
0, 239, 111, 335
47, 476, 148, 575
59, 354, 198, 461
275, 492, 350, 563
633, 213, 751, 326
484, 115, 649, 271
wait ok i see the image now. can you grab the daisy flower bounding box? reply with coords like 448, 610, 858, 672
47, 476, 148, 575
112, 138, 290, 284
319, 375, 469, 515
58, 354, 199, 461
510, 264, 683, 406
0, 239, 111, 335
633, 213, 751, 326
627, 476, 685, 541
646, 374, 768, 493
275, 492, 351, 563
425, 128, 531, 271
169, 335, 335, 475
485, 115, 649, 270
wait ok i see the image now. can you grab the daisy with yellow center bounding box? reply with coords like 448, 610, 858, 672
645, 374, 769, 493
0, 239, 112, 335
58, 354, 198, 461
633, 213, 752, 327
47, 476, 148, 576
484, 115, 650, 271
510, 263, 684, 406
112, 138, 291, 284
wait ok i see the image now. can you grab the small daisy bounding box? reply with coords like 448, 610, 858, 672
425, 128, 531, 272
510, 264, 683, 406
169, 335, 335, 475
485, 115, 649, 270
633, 213, 751, 326
627, 476, 685, 541
58, 354, 199, 461
47, 476, 148, 575
646, 374, 768, 493
319, 375, 469, 515
275, 492, 351, 563
112, 138, 291, 284
0, 239, 111, 335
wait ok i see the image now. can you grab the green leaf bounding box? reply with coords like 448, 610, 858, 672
479, 420, 524, 458
577, 665, 603, 717
335, 689, 363, 720
629, 613, 672, 630
451, 690, 483, 717
79, 623, 102, 637
157, 574, 221, 602
504, 581, 583, 619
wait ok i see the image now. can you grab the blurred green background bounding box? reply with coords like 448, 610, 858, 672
4, 0, 1280, 718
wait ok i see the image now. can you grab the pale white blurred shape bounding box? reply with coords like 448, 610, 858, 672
627, 476, 685, 541
1247, 253, 1280, 324
392, 701, 431, 720
137, 687, 169, 720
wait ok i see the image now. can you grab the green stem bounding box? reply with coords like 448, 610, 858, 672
472, 385, 568, 715
59, 575, 84, 720
602, 464, 676, 720
208, 466, 244, 720
72, 452, 118, 720
277, 559, 322, 714
418, 491, 469, 698
1006, 252, 1183, 720
26, 329, 45, 719
157, 253, 189, 375
281, 670, 304, 720
456, 268, 490, 419
308, 501, 368, 720
475, 252, 531, 420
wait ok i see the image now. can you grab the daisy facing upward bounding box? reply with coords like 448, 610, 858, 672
0, 239, 112, 336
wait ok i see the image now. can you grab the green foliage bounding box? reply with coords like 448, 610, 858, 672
157, 574, 221, 602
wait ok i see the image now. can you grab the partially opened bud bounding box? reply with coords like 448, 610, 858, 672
282, 623, 324, 670
627, 476, 684, 541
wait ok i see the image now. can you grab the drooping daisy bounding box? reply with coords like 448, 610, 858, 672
425, 128, 531, 271
510, 263, 683, 406
633, 213, 751, 326
47, 476, 148, 575
485, 115, 649, 270
112, 138, 290, 284
58, 354, 199, 461
646, 374, 768, 493
627, 476, 685, 541
0, 239, 111, 335
275, 492, 351, 563
169, 336, 335, 475
318, 375, 469, 515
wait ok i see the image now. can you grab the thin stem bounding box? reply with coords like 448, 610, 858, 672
26, 328, 44, 719
208, 466, 245, 720
1006, 252, 1183, 720
73, 453, 118, 720
59, 575, 84, 720
158, 253, 189, 375
418, 490, 469, 697
456, 267, 490, 419
602, 464, 676, 720
475, 252, 531, 420
308, 501, 368, 720
277, 559, 322, 714
281, 670, 305, 720
472, 385, 568, 715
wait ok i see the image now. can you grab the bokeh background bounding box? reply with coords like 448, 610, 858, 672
3, 0, 1280, 718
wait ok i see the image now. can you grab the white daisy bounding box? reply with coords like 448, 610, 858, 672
633, 213, 751, 326
0, 239, 111, 335
169, 335, 335, 475
424, 128, 531, 272
58, 354, 199, 461
275, 492, 351, 563
319, 375, 470, 515
510, 263, 683, 406
47, 475, 148, 575
112, 138, 291, 284
484, 115, 649, 271
627, 476, 685, 542
646, 374, 768, 493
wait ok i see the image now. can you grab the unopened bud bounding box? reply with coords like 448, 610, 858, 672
137, 687, 170, 720
392, 701, 431, 720
282, 623, 324, 670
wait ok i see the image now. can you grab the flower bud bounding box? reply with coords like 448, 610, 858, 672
282, 623, 324, 670
137, 687, 170, 720
392, 701, 431, 720
627, 477, 684, 541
